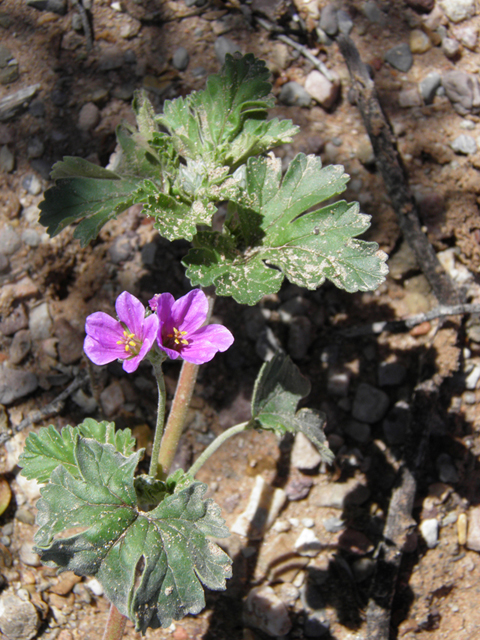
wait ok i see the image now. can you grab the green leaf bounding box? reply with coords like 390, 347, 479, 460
18, 419, 136, 484
183, 153, 388, 305
34, 438, 232, 633
157, 54, 298, 171
251, 351, 334, 464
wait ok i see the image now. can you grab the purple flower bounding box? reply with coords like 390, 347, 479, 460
149, 290, 234, 365
84, 292, 159, 373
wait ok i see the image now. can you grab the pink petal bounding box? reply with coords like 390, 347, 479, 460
153, 293, 176, 335
84, 335, 126, 365
171, 290, 208, 333
115, 292, 145, 337
180, 324, 234, 364
85, 312, 124, 343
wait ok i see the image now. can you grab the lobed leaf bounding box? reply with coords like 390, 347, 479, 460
183, 153, 389, 305
251, 351, 334, 464
34, 438, 232, 633
18, 419, 136, 484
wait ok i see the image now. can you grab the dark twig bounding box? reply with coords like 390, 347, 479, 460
341, 303, 480, 337
0, 370, 88, 446
337, 34, 460, 307
71, 0, 93, 52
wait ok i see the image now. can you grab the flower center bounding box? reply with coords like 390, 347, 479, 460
166, 327, 189, 350
117, 328, 142, 357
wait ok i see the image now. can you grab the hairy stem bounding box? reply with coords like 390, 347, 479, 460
102, 605, 127, 640
149, 353, 167, 478
189, 421, 252, 477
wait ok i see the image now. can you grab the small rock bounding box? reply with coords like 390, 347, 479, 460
319, 4, 338, 36
22, 173, 42, 195
0, 254, 9, 273
0, 224, 21, 255
172, 46, 189, 71
78, 102, 100, 131
466, 506, 480, 551
384, 43, 413, 72
405, 0, 434, 10
28, 99, 45, 117
0, 145, 14, 172
244, 586, 292, 637
461, 118, 476, 129
0, 590, 40, 640
118, 15, 141, 39
420, 518, 439, 548
337, 9, 353, 35
0, 305, 28, 336
100, 380, 125, 417
382, 401, 411, 445
352, 557, 375, 582
22, 230, 40, 247
312, 477, 370, 509
29, 302, 52, 340
438, 0, 476, 23
442, 70, 480, 116
279, 81, 311, 107
0, 365, 38, 405
398, 88, 422, 108
98, 46, 124, 71
419, 71, 442, 104
442, 37, 460, 59
453, 24, 478, 50
27, 137, 44, 159
9, 330, 31, 364
362, 1, 385, 24
322, 517, 345, 533
19, 542, 41, 567
72, 583, 92, 604
72, 388, 98, 413
436, 453, 459, 483
305, 71, 339, 110
355, 135, 375, 165
410, 29, 432, 53
15, 507, 35, 525
51, 572, 82, 596
451, 134, 477, 155
26, 0, 67, 15
54, 318, 84, 365
214, 36, 241, 64
85, 578, 104, 596
343, 420, 371, 443
108, 235, 132, 264
291, 432, 322, 471
338, 528, 374, 555
285, 475, 313, 501
327, 368, 350, 396
378, 362, 407, 386
352, 382, 390, 423
295, 528, 322, 557
304, 611, 330, 638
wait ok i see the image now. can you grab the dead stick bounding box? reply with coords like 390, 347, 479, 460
336, 34, 460, 306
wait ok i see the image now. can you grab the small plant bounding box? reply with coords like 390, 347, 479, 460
19, 54, 388, 637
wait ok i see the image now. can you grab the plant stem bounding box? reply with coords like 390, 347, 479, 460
149, 353, 167, 478
102, 605, 127, 640
189, 421, 252, 477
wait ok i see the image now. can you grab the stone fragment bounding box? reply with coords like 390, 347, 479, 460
419, 71, 442, 104
0, 84, 40, 122
214, 36, 241, 64
244, 586, 292, 637
338, 528, 374, 555
291, 432, 322, 471
322, 517, 345, 533
172, 46, 189, 71
453, 24, 478, 50
355, 135, 375, 165
466, 506, 480, 551
382, 401, 411, 445
312, 477, 370, 509
279, 81, 311, 107
362, 1, 384, 24
352, 557, 375, 582
305, 71, 339, 109
319, 4, 338, 36
51, 572, 82, 596
0, 144, 14, 172
443, 70, 480, 116
420, 518, 439, 548
384, 43, 413, 72
0, 305, 28, 336
436, 453, 459, 483
78, 102, 100, 131
22, 230, 40, 247
327, 368, 350, 396
398, 88, 422, 108
54, 318, 84, 365
26, 0, 67, 15
29, 302, 52, 340
22, 173, 42, 195
343, 420, 371, 443
0, 590, 40, 640
410, 29, 432, 53
0, 224, 21, 255
438, 0, 476, 23
442, 37, 460, 58
295, 528, 322, 557
378, 362, 407, 386
19, 542, 41, 567
304, 611, 330, 638
285, 475, 313, 501
118, 15, 141, 39
451, 134, 477, 155
100, 380, 125, 417
98, 46, 124, 71
337, 9, 353, 34
85, 578, 104, 596
405, 0, 434, 11
9, 330, 31, 364
352, 382, 390, 423
232, 475, 286, 539
0, 365, 38, 405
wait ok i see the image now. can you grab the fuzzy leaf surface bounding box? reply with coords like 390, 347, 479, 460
18, 419, 136, 484
34, 438, 232, 633
184, 154, 388, 305
251, 352, 334, 464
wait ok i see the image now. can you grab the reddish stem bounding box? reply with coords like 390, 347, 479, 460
102, 605, 127, 640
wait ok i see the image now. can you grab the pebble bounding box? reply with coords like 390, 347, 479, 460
9, 330, 31, 364
419, 518, 439, 548
0, 47, 19, 85
406, 0, 434, 10
319, 4, 338, 36
214, 36, 241, 64
0, 144, 14, 172
98, 46, 124, 71
22, 173, 42, 195
172, 46, 189, 71
327, 368, 350, 396
295, 528, 322, 557
0, 224, 21, 255
304, 611, 330, 638
337, 9, 353, 35
312, 477, 370, 509
0, 365, 38, 405
453, 24, 478, 50
288, 316, 313, 360
19, 542, 41, 567
85, 578, 104, 596
461, 118, 476, 130
26, 0, 67, 14
419, 71, 442, 104
451, 134, 477, 155
27, 137, 44, 159
285, 475, 313, 501
384, 43, 413, 72
78, 102, 100, 131
362, 0, 384, 24
100, 380, 125, 417
338, 528, 374, 555
279, 81, 311, 107
355, 135, 375, 165
305, 71, 339, 110
29, 302, 52, 340
436, 453, 459, 483
72, 388, 97, 413
15, 507, 35, 526
382, 400, 411, 445
458, 513, 468, 546
398, 88, 422, 108
352, 382, 390, 423
322, 516, 345, 533
442, 37, 460, 59
438, 0, 476, 23
291, 432, 322, 471
22, 229, 40, 247
410, 29, 432, 54
352, 557, 375, 582
0, 590, 40, 640
343, 420, 371, 443
72, 583, 92, 604
244, 586, 292, 636
378, 362, 407, 387
54, 318, 84, 365
442, 70, 480, 116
